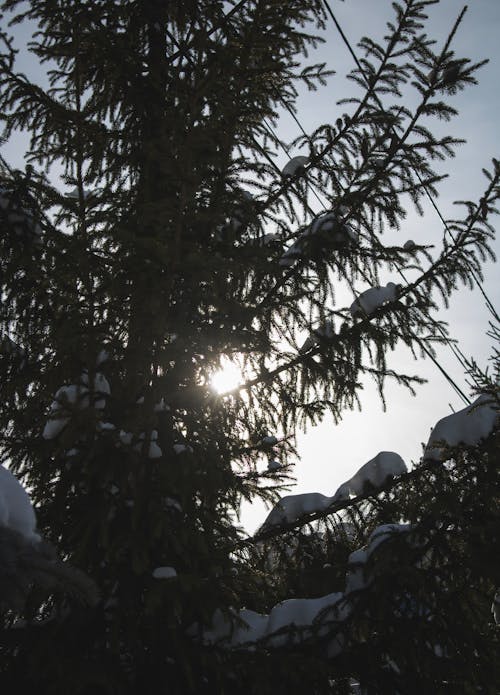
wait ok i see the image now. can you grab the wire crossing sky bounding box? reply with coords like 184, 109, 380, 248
239, 0, 500, 532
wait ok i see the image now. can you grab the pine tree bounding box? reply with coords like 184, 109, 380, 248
0, 1, 498, 693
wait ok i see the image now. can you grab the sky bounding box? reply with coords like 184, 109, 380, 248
1, 1, 498, 535
240, 0, 500, 533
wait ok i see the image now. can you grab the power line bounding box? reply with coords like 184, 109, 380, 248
260, 95, 473, 403
261, 111, 472, 406
165, 1, 477, 405
322, 0, 499, 325
257, 67, 473, 403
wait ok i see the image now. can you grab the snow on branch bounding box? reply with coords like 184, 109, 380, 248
349, 282, 400, 318
0, 465, 40, 543
260, 452, 407, 530
0, 466, 99, 610
42, 371, 111, 440
424, 393, 498, 462
196, 522, 413, 653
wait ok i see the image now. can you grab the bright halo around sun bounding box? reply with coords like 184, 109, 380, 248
211, 359, 243, 394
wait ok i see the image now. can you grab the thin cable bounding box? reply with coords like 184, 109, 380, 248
258, 115, 471, 405
322, 0, 499, 324
174, 2, 475, 405
264, 72, 473, 402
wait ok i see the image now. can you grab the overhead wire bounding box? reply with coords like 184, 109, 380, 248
256, 54, 473, 403
322, 0, 499, 324
262, 110, 472, 405
161, 0, 475, 405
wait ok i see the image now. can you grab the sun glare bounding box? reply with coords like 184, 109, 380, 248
211, 360, 243, 394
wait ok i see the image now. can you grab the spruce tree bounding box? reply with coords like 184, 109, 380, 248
0, 1, 498, 693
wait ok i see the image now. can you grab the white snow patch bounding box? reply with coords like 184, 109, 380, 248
164, 497, 183, 512
262, 452, 406, 528
333, 452, 407, 500
147, 442, 163, 459
492, 590, 500, 625
0, 465, 40, 542
66, 187, 92, 200
43, 373, 111, 438
281, 156, 309, 179
152, 566, 177, 580
119, 430, 133, 446
299, 320, 335, 353
96, 349, 109, 365
173, 443, 193, 455
262, 492, 332, 528
345, 549, 368, 593
423, 394, 498, 462
267, 460, 281, 472
201, 591, 346, 648
279, 211, 356, 268
366, 523, 412, 556
350, 282, 399, 318
97, 421, 115, 432
133, 432, 162, 459
42, 417, 70, 440
154, 397, 170, 412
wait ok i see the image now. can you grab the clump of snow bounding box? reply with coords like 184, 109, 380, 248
173, 443, 193, 455
164, 497, 182, 512
66, 187, 93, 200
262, 492, 332, 528
345, 549, 368, 593
281, 156, 309, 179
261, 435, 278, 446
96, 348, 109, 365
268, 460, 281, 472
147, 443, 162, 459
333, 452, 407, 500
350, 282, 399, 318
201, 591, 347, 649
491, 590, 500, 625
256, 232, 279, 246
43, 372, 111, 439
119, 430, 133, 446
366, 523, 412, 556
97, 421, 115, 432
198, 519, 414, 651
299, 320, 335, 353
308, 212, 357, 248
133, 431, 162, 459
423, 394, 498, 462
403, 239, 416, 251
154, 397, 170, 412
262, 452, 406, 529
279, 211, 356, 268
345, 524, 412, 593
152, 566, 177, 580
0, 465, 40, 543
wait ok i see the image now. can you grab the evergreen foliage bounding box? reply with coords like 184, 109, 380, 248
0, 1, 498, 692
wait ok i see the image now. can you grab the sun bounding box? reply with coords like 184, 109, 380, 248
210, 359, 243, 394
